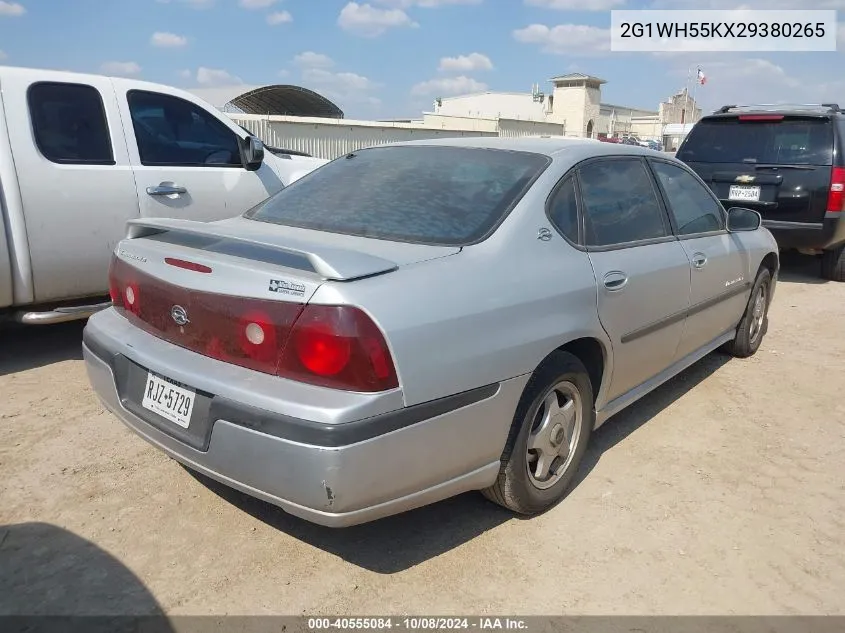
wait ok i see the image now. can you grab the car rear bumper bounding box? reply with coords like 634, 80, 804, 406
762, 217, 845, 251
83, 309, 527, 527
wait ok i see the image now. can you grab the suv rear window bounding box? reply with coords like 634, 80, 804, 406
678, 117, 833, 166
245, 145, 550, 246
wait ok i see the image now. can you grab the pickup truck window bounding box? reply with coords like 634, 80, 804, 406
127, 90, 242, 168
27, 82, 115, 165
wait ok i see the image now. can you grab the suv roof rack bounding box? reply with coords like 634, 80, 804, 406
715, 103, 841, 114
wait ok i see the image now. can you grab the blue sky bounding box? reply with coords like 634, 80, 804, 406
1, 0, 843, 119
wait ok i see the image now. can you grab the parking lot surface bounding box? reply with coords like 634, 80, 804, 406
1, 254, 844, 616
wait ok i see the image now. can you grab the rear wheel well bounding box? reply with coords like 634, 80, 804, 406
555, 338, 605, 404
760, 252, 778, 277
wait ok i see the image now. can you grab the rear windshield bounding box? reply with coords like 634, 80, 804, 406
678, 117, 833, 165
244, 145, 551, 246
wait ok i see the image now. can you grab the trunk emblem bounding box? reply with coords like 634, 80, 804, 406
735, 175, 756, 183
171, 305, 190, 326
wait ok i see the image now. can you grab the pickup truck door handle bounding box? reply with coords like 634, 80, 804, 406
691, 253, 708, 269
146, 183, 187, 196
603, 271, 629, 291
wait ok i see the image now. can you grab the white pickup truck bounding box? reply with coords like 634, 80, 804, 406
0, 65, 327, 325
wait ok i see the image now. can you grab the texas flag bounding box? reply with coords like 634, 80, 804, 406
697, 68, 707, 85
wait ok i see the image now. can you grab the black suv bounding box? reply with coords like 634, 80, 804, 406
677, 104, 845, 281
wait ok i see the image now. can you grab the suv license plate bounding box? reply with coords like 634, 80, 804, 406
141, 372, 196, 428
729, 185, 761, 201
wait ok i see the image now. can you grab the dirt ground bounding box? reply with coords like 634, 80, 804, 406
1, 252, 843, 617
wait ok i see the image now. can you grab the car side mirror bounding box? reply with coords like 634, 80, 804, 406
240, 135, 265, 171
726, 206, 761, 232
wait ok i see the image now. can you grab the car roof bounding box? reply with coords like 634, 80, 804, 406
382, 135, 666, 160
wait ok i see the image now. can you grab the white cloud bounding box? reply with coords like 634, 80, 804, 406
267, 10, 292, 24
301, 67, 381, 109
100, 61, 142, 76
278, 69, 291, 78
526, 0, 624, 8
196, 67, 243, 86
438, 52, 493, 72
338, 2, 417, 37
239, 0, 277, 8
156, 0, 215, 8
178, 69, 192, 78
0, 50, 6, 60
151, 31, 188, 48
293, 51, 335, 68
375, 0, 481, 6
303, 68, 377, 93
0, 1, 25, 16
411, 75, 488, 96
661, 56, 845, 114
513, 23, 610, 55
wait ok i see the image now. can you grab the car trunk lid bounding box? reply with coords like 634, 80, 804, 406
109, 217, 460, 376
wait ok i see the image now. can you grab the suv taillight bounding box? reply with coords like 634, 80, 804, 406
107, 253, 399, 393
827, 167, 845, 215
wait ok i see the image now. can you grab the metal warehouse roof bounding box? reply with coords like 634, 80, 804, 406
227, 85, 344, 118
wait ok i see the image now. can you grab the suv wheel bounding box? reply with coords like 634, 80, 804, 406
821, 245, 845, 282
481, 351, 593, 516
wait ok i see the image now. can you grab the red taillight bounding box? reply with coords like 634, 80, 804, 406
278, 305, 398, 392
827, 167, 845, 215
108, 255, 121, 306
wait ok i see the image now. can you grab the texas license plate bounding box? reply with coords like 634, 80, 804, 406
141, 372, 195, 428
729, 185, 761, 201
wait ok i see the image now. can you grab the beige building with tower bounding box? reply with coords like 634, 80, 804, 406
427, 73, 702, 146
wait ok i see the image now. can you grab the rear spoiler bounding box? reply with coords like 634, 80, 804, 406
124, 218, 398, 282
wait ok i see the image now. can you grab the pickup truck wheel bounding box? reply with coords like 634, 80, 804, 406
821, 245, 845, 282
723, 267, 771, 359
481, 351, 593, 516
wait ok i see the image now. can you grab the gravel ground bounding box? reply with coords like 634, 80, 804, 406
1, 253, 843, 616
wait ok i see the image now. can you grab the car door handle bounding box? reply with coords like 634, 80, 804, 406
146, 183, 187, 196
692, 253, 708, 269
603, 271, 629, 291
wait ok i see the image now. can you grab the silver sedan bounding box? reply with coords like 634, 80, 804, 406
83, 137, 779, 527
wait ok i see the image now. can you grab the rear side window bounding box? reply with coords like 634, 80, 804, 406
678, 117, 833, 165
28, 82, 114, 165
547, 177, 579, 243
246, 145, 551, 246
651, 161, 725, 235
578, 158, 668, 247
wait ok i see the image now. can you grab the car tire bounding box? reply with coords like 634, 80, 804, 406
723, 266, 772, 359
481, 350, 593, 516
821, 245, 845, 282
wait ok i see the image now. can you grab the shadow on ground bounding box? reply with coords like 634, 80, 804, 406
0, 522, 168, 622
0, 321, 84, 376
776, 250, 828, 285
193, 350, 732, 574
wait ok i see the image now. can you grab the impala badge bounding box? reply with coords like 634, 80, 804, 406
171, 305, 189, 326
735, 175, 755, 184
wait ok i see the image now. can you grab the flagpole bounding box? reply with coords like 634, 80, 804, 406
691, 65, 700, 124
682, 66, 691, 125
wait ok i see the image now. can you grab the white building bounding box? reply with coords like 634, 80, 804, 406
211, 75, 704, 160
428, 73, 702, 145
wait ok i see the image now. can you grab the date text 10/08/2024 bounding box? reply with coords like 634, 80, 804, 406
307, 618, 529, 630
